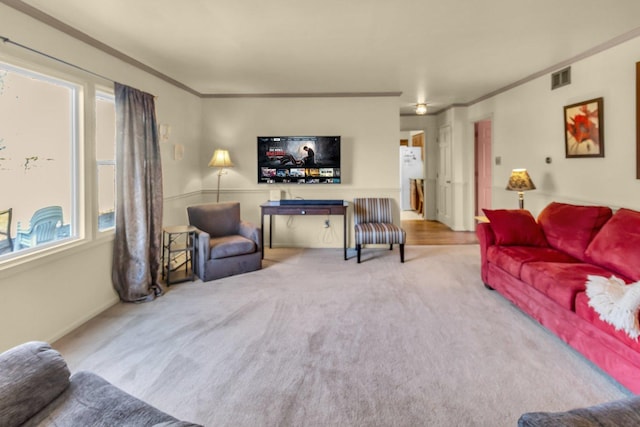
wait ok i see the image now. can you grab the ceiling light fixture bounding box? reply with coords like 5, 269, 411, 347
415, 103, 427, 115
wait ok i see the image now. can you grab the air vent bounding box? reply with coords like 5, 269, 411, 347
551, 66, 571, 90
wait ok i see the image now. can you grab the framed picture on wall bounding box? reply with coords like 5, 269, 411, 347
564, 97, 604, 158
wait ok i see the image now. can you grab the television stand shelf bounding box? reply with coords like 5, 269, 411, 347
260, 200, 348, 260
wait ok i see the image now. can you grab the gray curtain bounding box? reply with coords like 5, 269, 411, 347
111, 83, 164, 302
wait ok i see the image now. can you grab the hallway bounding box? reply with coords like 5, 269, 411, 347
401, 212, 478, 245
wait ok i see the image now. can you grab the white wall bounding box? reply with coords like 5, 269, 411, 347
0, 5, 400, 350
200, 96, 401, 248
442, 35, 640, 229
0, 4, 202, 351
5, 1, 638, 351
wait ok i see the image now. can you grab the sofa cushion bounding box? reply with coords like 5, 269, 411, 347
210, 235, 257, 259
27, 371, 200, 426
487, 246, 578, 279
0, 341, 70, 426
585, 208, 640, 281
520, 262, 614, 311
575, 291, 640, 352
483, 209, 548, 247
537, 202, 612, 262
518, 395, 640, 426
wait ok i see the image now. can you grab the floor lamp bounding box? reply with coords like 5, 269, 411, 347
506, 168, 536, 209
208, 149, 234, 202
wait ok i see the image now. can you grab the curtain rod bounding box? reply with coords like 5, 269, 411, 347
1, 34, 115, 83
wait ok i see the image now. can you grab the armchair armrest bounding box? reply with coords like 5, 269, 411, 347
191, 228, 210, 280
238, 220, 261, 250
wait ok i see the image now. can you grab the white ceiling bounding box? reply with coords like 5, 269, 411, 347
14, 0, 640, 114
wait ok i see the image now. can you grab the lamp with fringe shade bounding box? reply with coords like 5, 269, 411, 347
506, 168, 535, 209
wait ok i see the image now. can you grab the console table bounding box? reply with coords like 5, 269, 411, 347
260, 201, 349, 260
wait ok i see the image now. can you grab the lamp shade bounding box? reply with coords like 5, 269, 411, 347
506, 169, 536, 191
208, 149, 234, 168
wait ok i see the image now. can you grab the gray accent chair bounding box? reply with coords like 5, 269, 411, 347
0, 341, 201, 427
187, 202, 262, 282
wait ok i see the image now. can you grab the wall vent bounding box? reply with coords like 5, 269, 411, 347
551, 66, 571, 90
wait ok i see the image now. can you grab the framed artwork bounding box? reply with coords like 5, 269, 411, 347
564, 97, 604, 158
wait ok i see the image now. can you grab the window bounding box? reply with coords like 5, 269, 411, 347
96, 91, 116, 231
0, 61, 79, 258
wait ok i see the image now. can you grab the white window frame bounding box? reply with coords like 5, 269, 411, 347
0, 56, 85, 268
95, 90, 116, 234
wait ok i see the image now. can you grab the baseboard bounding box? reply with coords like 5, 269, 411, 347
48, 296, 119, 346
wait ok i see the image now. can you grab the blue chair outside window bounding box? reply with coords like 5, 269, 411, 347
16, 206, 65, 249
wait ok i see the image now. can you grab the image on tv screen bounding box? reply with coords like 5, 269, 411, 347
257, 136, 341, 184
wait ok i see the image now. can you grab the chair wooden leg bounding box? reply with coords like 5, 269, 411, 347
356, 244, 361, 263
389, 244, 393, 250
400, 244, 405, 263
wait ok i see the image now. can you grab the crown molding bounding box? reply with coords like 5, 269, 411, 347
202, 92, 402, 99
468, 26, 640, 106
4, 0, 640, 109
0, 0, 201, 96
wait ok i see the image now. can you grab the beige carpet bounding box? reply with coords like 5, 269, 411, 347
54, 246, 630, 426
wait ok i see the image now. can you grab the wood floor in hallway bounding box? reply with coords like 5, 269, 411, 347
401, 219, 478, 245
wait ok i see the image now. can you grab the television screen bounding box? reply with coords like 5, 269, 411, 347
257, 136, 341, 184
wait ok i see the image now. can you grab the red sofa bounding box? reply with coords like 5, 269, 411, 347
477, 202, 640, 393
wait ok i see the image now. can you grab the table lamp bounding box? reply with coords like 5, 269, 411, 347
506, 168, 535, 209
208, 149, 234, 202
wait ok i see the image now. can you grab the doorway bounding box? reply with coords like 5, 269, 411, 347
399, 131, 425, 220
398, 126, 477, 244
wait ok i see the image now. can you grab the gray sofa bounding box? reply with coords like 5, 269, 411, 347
0, 341, 201, 427
187, 202, 261, 282
519, 397, 640, 426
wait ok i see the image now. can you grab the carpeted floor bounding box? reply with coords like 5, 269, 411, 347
54, 245, 630, 426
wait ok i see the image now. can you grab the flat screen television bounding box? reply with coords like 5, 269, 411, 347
257, 136, 341, 184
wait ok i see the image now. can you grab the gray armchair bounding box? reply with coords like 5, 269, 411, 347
187, 202, 262, 281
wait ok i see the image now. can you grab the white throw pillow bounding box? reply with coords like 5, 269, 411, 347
586, 275, 640, 340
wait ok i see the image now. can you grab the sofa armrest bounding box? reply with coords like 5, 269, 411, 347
476, 222, 496, 284
518, 396, 640, 426
25, 371, 202, 426
0, 341, 70, 426
238, 220, 261, 250
191, 228, 210, 280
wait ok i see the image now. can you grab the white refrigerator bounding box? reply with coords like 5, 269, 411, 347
399, 146, 424, 211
